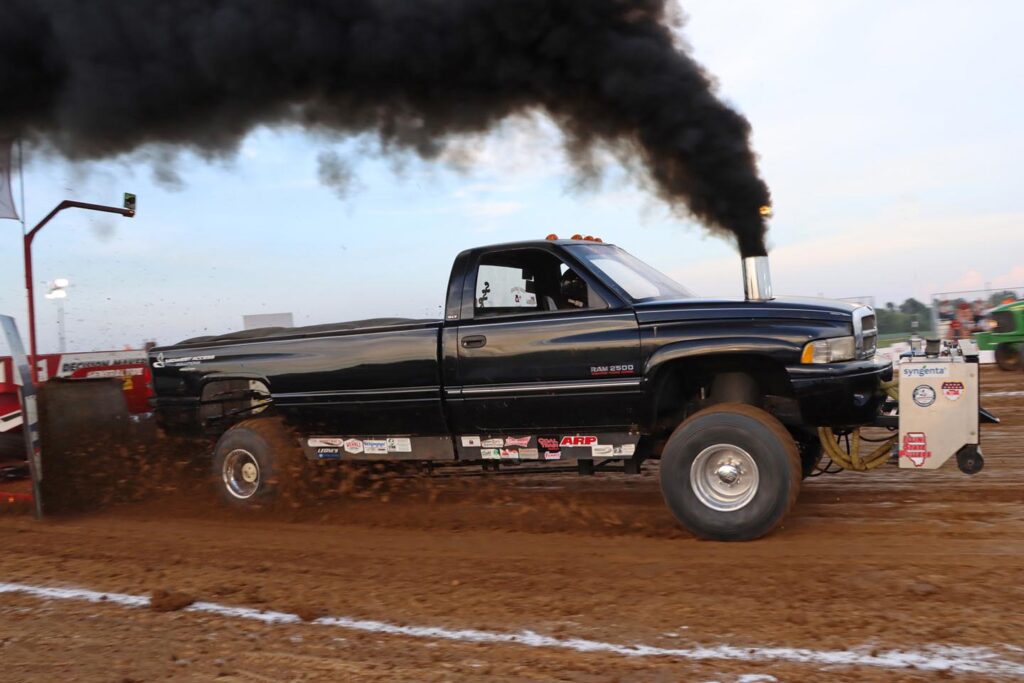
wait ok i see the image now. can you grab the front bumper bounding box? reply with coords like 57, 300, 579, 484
787, 355, 892, 427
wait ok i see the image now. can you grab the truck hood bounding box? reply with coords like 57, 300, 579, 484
633, 296, 862, 325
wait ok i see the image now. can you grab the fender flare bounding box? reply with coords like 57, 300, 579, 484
644, 337, 800, 381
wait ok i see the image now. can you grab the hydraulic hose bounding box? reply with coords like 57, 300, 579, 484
816, 377, 899, 472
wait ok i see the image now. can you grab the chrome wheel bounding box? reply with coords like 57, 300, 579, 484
690, 444, 759, 512
223, 448, 261, 500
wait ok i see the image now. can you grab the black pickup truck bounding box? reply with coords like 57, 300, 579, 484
150, 237, 887, 540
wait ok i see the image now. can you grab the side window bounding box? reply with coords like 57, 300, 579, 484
473, 250, 607, 317
476, 264, 538, 310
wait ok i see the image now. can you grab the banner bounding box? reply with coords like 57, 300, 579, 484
0, 141, 18, 220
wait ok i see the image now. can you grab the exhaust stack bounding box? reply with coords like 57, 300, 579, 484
742, 256, 774, 301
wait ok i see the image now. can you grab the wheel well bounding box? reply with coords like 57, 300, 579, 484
648, 354, 793, 443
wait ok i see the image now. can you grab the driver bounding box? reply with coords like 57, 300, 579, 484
560, 269, 587, 308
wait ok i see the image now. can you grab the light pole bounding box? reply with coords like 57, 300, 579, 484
24, 194, 136, 380
44, 278, 70, 353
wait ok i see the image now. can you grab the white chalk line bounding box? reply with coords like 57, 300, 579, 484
983, 390, 1024, 399
2, 581, 1023, 676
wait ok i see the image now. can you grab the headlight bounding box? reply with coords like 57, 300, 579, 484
801, 336, 856, 363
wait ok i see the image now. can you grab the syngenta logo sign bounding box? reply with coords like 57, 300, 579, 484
901, 365, 949, 378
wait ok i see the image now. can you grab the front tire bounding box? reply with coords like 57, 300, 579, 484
995, 343, 1022, 371
212, 418, 300, 508
659, 403, 801, 541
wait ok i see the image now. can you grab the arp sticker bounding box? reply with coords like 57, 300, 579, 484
518, 448, 539, 460
912, 384, 936, 408
363, 439, 388, 455
499, 448, 519, 459
480, 448, 501, 460
343, 439, 364, 454
504, 436, 531, 447
900, 432, 931, 467
481, 438, 504, 448
308, 437, 344, 448
560, 435, 597, 447
941, 381, 965, 401
460, 435, 481, 448
387, 437, 412, 453
591, 444, 614, 457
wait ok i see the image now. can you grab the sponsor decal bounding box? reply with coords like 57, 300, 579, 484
901, 365, 949, 379
363, 439, 388, 455
591, 444, 614, 458
941, 381, 965, 401
518, 448, 539, 460
152, 352, 215, 369
560, 435, 597, 447
315, 447, 341, 459
590, 364, 635, 377
343, 439, 364, 454
308, 437, 345, 448
480, 448, 501, 460
537, 437, 560, 451
912, 384, 937, 408
59, 355, 148, 374
80, 367, 145, 379
900, 432, 931, 467
499, 448, 519, 459
481, 438, 504, 448
543, 450, 561, 461
387, 437, 412, 453
460, 435, 481, 448
504, 436, 531, 447
612, 444, 636, 457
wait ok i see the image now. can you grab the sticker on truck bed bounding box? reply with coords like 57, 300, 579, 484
560, 436, 597, 447
363, 439, 388, 455
308, 437, 345, 448
386, 438, 412, 453
460, 436, 481, 447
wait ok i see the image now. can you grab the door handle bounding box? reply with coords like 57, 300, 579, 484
461, 335, 487, 349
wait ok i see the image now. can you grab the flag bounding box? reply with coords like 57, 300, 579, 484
0, 140, 19, 220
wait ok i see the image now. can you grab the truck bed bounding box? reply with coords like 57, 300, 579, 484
170, 317, 440, 349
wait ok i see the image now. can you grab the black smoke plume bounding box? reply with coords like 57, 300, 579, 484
0, 0, 771, 255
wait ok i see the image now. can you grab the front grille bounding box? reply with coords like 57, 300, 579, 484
853, 308, 877, 358
994, 311, 1015, 333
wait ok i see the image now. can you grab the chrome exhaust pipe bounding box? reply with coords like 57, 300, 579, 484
742, 256, 773, 301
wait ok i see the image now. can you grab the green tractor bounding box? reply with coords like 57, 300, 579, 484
976, 300, 1024, 370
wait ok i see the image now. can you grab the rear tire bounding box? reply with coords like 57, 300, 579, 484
659, 403, 801, 541
995, 343, 1022, 371
211, 418, 301, 508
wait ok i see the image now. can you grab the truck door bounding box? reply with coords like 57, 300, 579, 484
447, 246, 642, 433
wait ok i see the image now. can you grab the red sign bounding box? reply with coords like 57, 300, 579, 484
900, 432, 931, 467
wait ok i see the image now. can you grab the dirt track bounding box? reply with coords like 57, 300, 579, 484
1, 367, 1023, 681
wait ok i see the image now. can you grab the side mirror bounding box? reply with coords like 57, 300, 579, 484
123, 192, 137, 213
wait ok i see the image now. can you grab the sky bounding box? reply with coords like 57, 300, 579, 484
1, 0, 1021, 353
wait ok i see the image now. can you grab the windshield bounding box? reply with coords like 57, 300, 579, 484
565, 244, 693, 302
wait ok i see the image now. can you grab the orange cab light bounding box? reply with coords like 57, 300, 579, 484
594, 237, 603, 242
545, 234, 559, 240
583, 235, 594, 241
570, 233, 583, 240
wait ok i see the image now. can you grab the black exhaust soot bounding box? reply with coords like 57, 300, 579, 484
0, 0, 770, 255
